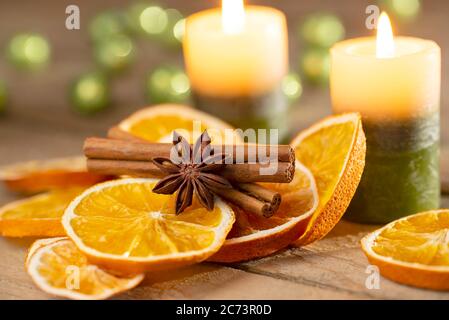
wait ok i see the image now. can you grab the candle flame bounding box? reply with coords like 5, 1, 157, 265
376, 12, 395, 58
222, 0, 245, 35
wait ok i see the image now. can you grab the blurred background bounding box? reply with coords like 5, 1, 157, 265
0, 0, 447, 164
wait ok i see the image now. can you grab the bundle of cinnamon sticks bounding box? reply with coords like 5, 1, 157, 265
84, 136, 295, 218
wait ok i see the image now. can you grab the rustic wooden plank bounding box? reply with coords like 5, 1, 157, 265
0, 237, 50, 299
119, 263, 365, 300
233, 218, 449, 300
0, 236, 363, 300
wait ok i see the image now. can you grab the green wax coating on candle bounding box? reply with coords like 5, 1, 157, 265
345, 112, 440, 224
192, 85, 290, 143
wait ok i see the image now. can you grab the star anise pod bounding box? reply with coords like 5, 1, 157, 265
152, 131, 232, 214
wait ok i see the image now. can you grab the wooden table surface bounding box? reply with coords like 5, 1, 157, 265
1, 0, 449, 299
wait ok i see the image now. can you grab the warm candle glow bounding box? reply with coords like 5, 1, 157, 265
376, 12, 395, 58
222, 0, 246, 34
184, 5, 288, 96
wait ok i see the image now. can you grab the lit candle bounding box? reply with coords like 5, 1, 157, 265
183, 0, 289, 139
330, 12, 441, 223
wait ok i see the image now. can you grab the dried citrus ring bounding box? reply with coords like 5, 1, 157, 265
0, 156, 110, 194
111, 103, 239, 144
291, 113, 366, 246
209, 161, 318, 262
0, 188, 84, 237
26, 237, 64, 261
62, 178, 235, 273
26, 237, 144, 300
361, 209, 449, 291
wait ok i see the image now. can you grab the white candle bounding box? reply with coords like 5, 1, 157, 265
331, 13, 440, 121
183, 1, 289, 98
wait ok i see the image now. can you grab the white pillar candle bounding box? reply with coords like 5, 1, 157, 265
183, 2, 288, 98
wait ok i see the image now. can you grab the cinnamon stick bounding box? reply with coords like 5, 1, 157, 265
212, 186, 279, 218
86, 159, 280, 217
237, 183, 281, 209
90, 132, 290, 217
84, 137, 295, 164
86, 158, 295, 183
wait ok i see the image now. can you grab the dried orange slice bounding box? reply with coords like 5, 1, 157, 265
0, 156, 110, 194
62, 178, 235, 273
292, 113, 366, 246
361, 209, 449, 290
209, 161, 318, 262
110, 104, 239, 144
0, 188, 84, 237
26, 237, 144, 300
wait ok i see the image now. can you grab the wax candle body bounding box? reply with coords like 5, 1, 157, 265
183, 6, 289, 140
331, 37, 441, 223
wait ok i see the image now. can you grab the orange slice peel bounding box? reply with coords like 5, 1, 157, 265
209, 161, 318, 262
292, 112, 366, 246
361, 209, 449, 291
0, 188, 84, 237
112, 104, 239, 144
62, 178, 235, 273
0, 156, 110, 194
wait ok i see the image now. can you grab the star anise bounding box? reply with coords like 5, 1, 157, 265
152, 131, 232, 214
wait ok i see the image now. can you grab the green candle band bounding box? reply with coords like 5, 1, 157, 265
361, 113, 440, 153
191, 85, 290, 143
345, 112, 440, 224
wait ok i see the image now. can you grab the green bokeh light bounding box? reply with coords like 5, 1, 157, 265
301, 47, 330, 86
387, 0, 421, 20
300, 13, 345, 48
7, 33, 51, 71
70, 72, 110, 115
94, 34, 135, 73
126, 2, 156, 34
89, 11, 127, 42
173, 18, 186, 42
282, 73, 303, 102
125, 2, 184, 47
139, 6, 168, 35
146, 66, 190, 104
171, 72, 190, 94
162, 9, 184, 46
